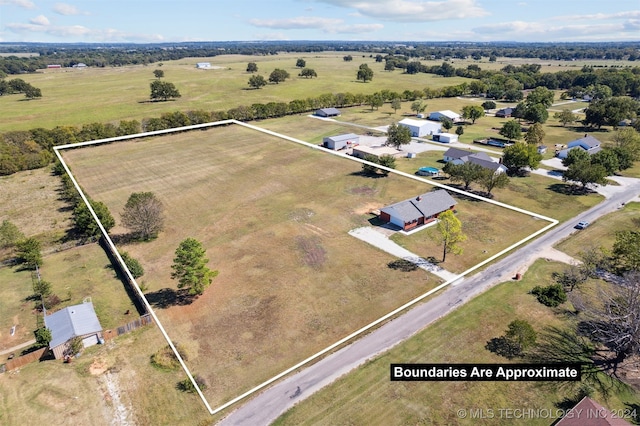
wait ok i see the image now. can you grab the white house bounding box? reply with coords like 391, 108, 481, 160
196, 62, 212, 69
398, 118, 442, 137
428, 110, 463, 123
556, 135, 602, 159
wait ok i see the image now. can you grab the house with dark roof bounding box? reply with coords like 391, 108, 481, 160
443, 147, 507, 174
556, 396, 632, 425
495, 107, 514, 118
556, 135, 602, 159
315, 107, 341, 117
379, 189, 457, 231
44, 301, 103, 359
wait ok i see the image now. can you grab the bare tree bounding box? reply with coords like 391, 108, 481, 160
121, 192, 165, 240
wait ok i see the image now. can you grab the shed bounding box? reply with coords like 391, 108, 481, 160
196, 62, 212, 69
44, 301, 103, 359
315, 108, 341, 117
428, 110, 462, 123
432, 133, 458, 143
495, 107, 514, 118
379, 190, 457, 231
323, 133, 359, 150
398, 118, 442, 137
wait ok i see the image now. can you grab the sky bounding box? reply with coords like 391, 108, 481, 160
0, 0, 639, 44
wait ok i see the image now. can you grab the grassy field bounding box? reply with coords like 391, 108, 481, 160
0, 52, 473, 132
0, 243, 137, 352
274, 258, 640, 425
59, 122, 549, 409
555, 201, 640, 258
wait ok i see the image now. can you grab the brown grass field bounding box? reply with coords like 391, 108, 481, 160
59, 122, 547, 408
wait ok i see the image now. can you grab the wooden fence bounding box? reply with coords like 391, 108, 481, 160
103, 314, 154, 341
2, 347, 49, 372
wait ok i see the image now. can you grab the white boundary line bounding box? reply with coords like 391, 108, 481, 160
54, 119, 558, 416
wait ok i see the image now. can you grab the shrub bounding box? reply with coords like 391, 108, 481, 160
530, 284, 567, 307
177, 374, 208, 393
150, 344, 188, 371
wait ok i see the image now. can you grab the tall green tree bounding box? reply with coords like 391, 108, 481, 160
386, 122, 412, 148
248, 74, 267, 89
461, 105, 484, 124
295, 58, 306, 68
16, 237, 42, 268
246, 62, 258, 73
150, 80, 181, 101
436, 210, 467, 262
298, 68, 317, 78
0, 219, 24, 249
505, 319, 537, 355
499, 120, 522, 141
554, 109, 577, 127
524, 122, 545, 145
443, 161, 483, 191
411, 100, 427, 115
391, 98, 402, 113
73, 199, 115, 237
121, 192, 165, 240
612, 231, 640, 273
153, 69, 164, 79
357, 64, 374, 82
120, 251, 145, 278
477, 168, 510, 196
502, 143, 542, 175
525, 86, 555, 108
268, 68, 290, 84
563, 160, 608, 190
171, 238, 218, 296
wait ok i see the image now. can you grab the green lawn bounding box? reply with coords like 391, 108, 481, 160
274, 259, 640, 425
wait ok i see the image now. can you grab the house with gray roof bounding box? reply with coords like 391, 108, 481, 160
44, 301, 103, 359
556, 135, 602, 159
443, 148, 507, 174
379, 189, 457, 231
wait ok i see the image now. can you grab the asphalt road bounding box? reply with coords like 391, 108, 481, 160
218, 180, 640, 426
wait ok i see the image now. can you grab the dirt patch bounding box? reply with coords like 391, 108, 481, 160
296, 236, 327, 269
353, 202, 383, 215
101, 372, 133, 425
89, 357, 109, 375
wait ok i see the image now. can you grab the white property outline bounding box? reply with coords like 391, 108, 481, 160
53, 119, 559, 416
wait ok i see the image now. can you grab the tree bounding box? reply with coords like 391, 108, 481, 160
590, 149, 619, 175
524, 103, 549, 124
502, 143, 543, 175
612, 230, 640, 273
562, 147, 590, 168
410, 100, 427, 115
171, 238, 218, 296
343, 55, 353, 62
35, 327, 51, 348
367, 93, 383, 111
33, 279, 52, 298
295, 58, 306, 68
440, 118, 453, 131
377, 155, 396, 175
23, 85, 42, 99
477, 168, 510, 196
386, 122, 412, 148
246, 62, 258, 73
524, 122, 545, 145
268, 68, 290, 84
436, 210, 466, 262
384, 61, 395, 71
455, 125, 464, 137
390, 98, 402, 114
554, 109, 577, 127
499, 120, 522, 141
613, 128, 640, 161
121, 192, 165, 240
16, 237, 42, 268
120, 251, 145, 278
248, 74, 267, 89
153, 69, 164, 79
298, 68, 317, 79
150, 80, 181, 101
525, 86, 555, 108
73, 199, 115, 238
443, 161, 483, 191
0, 219, 24, 249
563, 160, 608, 190
505, 319, 537, 355
530, 284, 567, 307
461, 105, 484, 124
481, 100, 496, 110
357, 64, 374, 82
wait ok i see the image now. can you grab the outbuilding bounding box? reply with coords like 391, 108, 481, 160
432, 133, 458, 143
315, 108, 341, 117
428, 110, 463, 123
44, 301, 103, 359
352, 145, 401, 160
196, 62, 212, 69
398, 118, 442, 137
323, 133, 359, 150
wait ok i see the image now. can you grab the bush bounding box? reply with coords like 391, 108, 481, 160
387, 259, 418, 272
120, 252, 144, 278
530, 284, 567, 307
150, 344, 188, 371
177, 374, 208, 393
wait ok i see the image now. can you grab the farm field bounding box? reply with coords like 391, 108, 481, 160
274, 258, 640, 425
0, 243, 138, 352
59, 122, 549, 409
0, 52, 473, 132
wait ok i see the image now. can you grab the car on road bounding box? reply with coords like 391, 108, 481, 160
575, 221, 590, 229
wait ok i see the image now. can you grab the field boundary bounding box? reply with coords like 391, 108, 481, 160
54, 119, 558, 416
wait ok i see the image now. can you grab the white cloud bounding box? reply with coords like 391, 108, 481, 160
550, 10, 640, 21
53, 2, 89, 16
5, 20, 164, 42
249, 16, 343, 30
471, 20, 639, 42
0, 0, 35, 9
332, 23, 384, 33
254, 32, 290, 40
314, 0, 489, 22
29, 14, 50, 26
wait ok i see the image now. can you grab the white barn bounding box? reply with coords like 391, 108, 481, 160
398, 118, 442, 137
432, 133, 458, 143
196, 62, 212, 69
323, 133, 359, 150
428, 110, 463, 123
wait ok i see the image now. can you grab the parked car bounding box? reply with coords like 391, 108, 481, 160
575, 221, 590, 229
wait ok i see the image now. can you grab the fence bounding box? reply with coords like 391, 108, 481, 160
2, 347, 49, 372
103, 314, 154, 341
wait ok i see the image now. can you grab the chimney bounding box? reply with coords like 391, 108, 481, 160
416, 196, 422, 201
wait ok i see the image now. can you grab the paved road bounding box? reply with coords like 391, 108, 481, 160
218, 179, 640, 426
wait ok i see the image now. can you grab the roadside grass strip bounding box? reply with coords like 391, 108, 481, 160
54, 120, 558, 416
